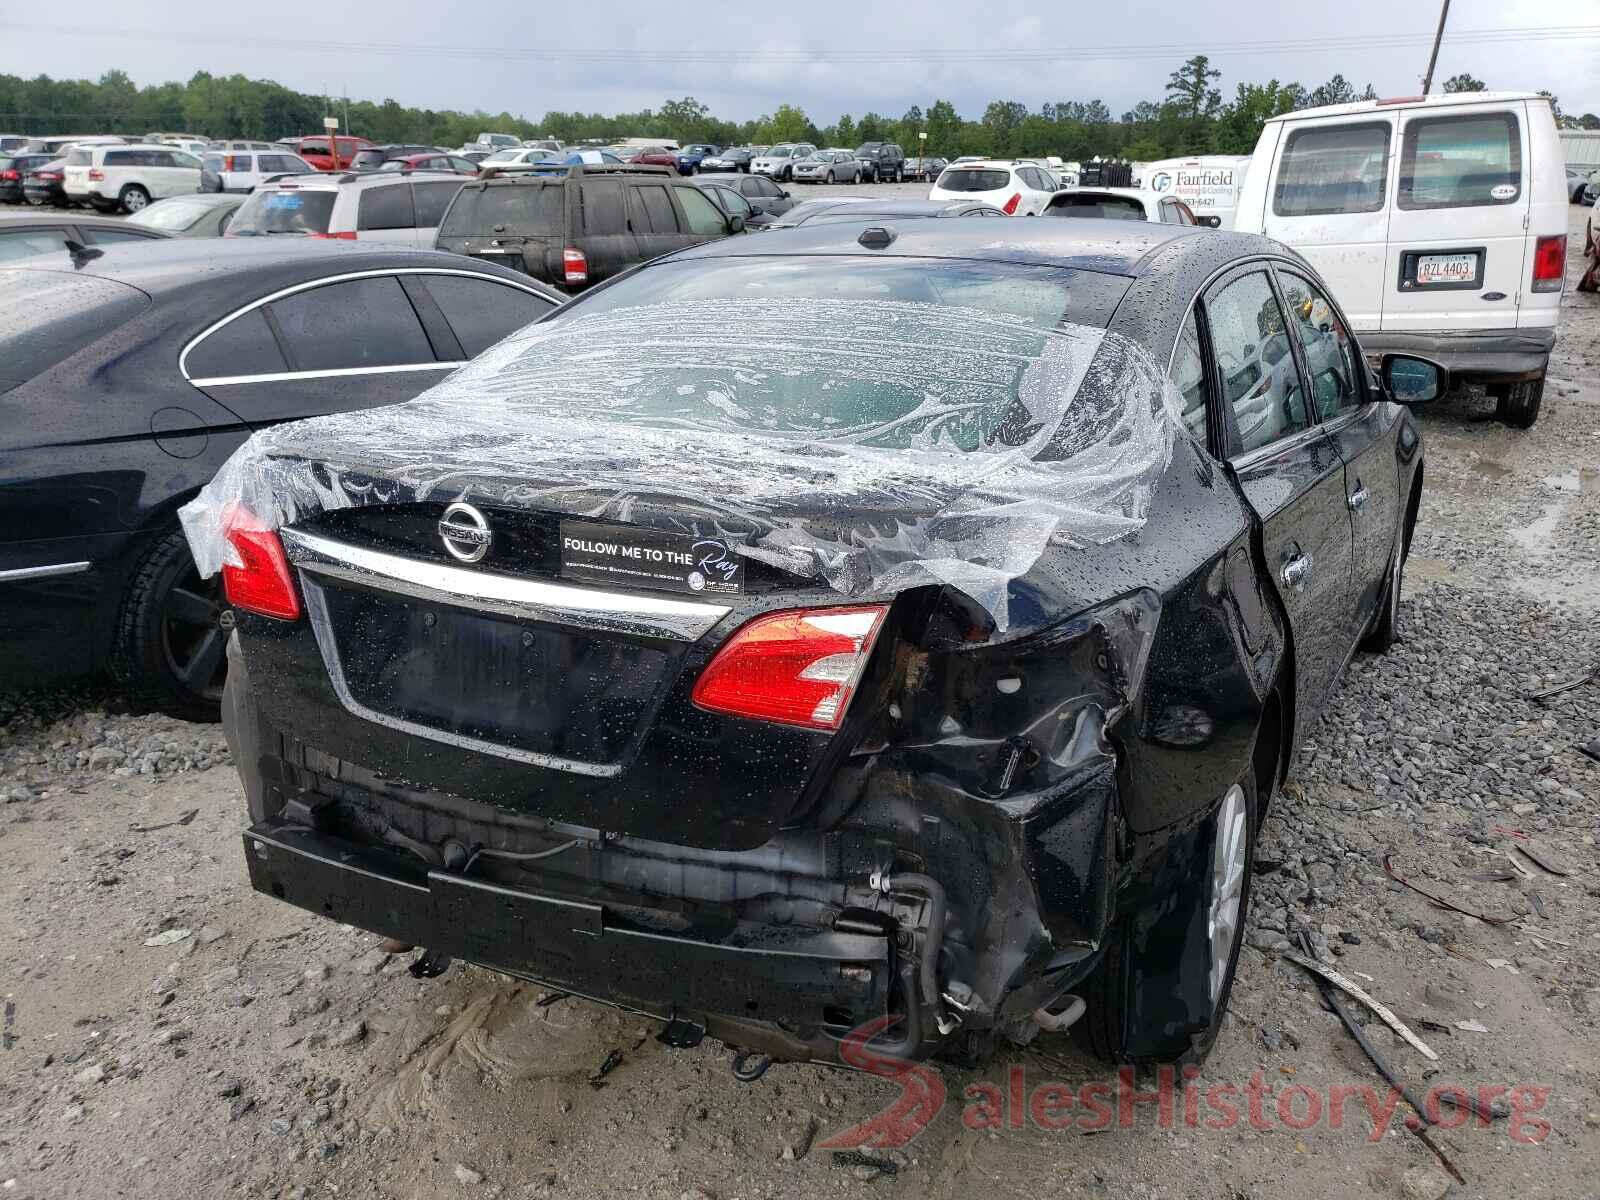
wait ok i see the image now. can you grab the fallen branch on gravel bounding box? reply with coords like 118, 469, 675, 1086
1382, 854, 1512, 925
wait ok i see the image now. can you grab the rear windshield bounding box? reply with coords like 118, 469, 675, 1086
937, 168, 1009, 192
351, 150, 388, 169
1399, 112, 1521, 210
228, 190, 336, 236
64, 148, 92, 166
1273, 122, 1390, 217
129, 199, 212, 230
439, 183, 564, 236
0, 271, 151, 392
1046, 194, 1147, 219
546, 256, 1127, 450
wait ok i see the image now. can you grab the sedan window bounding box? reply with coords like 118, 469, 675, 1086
268, 276, 434, 371
423, 275, 553, 357
1276, 268, 1364, 420
0, 228, 72, 261
186, 308, 289, 379
1171, 311, 1209, 442
1205, 270, 1309, 455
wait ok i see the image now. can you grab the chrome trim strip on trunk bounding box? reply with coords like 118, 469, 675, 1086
299, 583, 624, 777
279, 529, 732, 643
0, 561, 91, 583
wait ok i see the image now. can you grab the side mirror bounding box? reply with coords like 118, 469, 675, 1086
1200, 215, 1221, 228
1381, 354, 1447, 404
748, 203, 764, 215
782, 190, 791, 199
727, 213, 746, 234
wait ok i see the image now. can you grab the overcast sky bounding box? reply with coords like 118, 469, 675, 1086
7, 0, 1597, 125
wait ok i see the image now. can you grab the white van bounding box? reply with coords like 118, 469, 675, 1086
1142, 155, 1250, 228
1235, 92, 1567, 426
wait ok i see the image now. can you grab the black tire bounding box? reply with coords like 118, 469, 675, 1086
118, 184, 151, 214
1361, 534, 1405, 654
1075, 773, 1256, 1067
1493, 376, 1543, 428
111, 528, 228, 722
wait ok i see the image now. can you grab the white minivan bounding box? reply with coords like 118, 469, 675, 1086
63, 143, 204, 213
1234, 91, 1567, 426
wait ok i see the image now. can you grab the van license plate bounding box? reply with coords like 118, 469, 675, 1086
1416, 253, 1477, 285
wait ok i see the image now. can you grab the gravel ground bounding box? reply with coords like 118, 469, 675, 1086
0, 198, 1596, 1200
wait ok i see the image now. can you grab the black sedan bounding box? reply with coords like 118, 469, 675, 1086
201, 219, 1440, 1072
0, 241, 561, 719
1, 153, 55, 204
21, 158, 69, 207
0, 211, 169, 261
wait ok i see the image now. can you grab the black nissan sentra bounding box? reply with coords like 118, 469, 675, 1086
188, 218, 1442, 1071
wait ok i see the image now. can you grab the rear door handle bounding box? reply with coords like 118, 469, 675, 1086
1348, 485, 1369, 512
1281, 554, 1312, 592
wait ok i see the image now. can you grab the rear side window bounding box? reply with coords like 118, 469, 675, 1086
412, 181, 464, 227
1171, 312, 1209, 442
268, 276, 433, 371
186, 308, 288, 379
1273, 122, 1390, 217
229, 190, 335, 236
84, 228, 161, 245
0, 229, 72, 262
633, 185, 680, 233
358, 184, 416, 231
579, 180, 625, 233
938, 169, 1009, 192
1399, 112, 1520, 210
423, 275, 552, 356
0, 272, 150, 392
104, 150, 137, 166
1206, 270, 1309, 454
441, 183, 563, 236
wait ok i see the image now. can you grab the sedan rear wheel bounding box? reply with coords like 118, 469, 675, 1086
1361, 536, 1405, 653
1075, 774, 1257, 1067
111, 528, 228, 722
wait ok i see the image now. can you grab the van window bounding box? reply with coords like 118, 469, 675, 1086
1398, 112, 1520, 210
1272, 122, 1390, 217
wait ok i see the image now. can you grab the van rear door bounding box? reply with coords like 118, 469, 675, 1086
1380, 100, 1529, 336
1259, 115, 1396, 332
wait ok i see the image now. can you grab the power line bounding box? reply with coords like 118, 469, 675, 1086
5, 21, 1597, 67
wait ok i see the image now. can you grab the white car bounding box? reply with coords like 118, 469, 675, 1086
474, 132, 522, 151
1042, 186, 1204, 225
1235, 90, 1568, 427
929, 161, 1058, 215
63, 143, 203, 213
200, 148, 318, 193
226, 171, 468, 247
751, 143, 816, 182
479, 147, 561, 168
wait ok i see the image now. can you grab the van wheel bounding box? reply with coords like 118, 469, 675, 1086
1075, 774, 1255, 1067
1493, 377, 1544, 428
111, 529, 228, 722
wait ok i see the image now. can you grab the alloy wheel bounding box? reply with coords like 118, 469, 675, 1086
1208, 784, 1249, 1004
160, 564, 228, 703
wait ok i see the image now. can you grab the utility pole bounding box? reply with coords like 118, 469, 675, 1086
1421, 0, 1450, 95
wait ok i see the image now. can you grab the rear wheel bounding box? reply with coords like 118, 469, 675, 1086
1361, 535, 1405, 653
111, 529, 228, 722
1075, 774, 1256, 1067
1492, 376, 1544, 428
119, 184, 150, 213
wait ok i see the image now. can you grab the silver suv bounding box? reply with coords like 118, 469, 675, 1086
225, 170, 469, 246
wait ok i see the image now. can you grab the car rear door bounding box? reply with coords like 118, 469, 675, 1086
1258, 116, 1396, 332
1381, 101, 1529, 336
184, 273, 460, 424
1203, 263, 1357, 723
1274, 262, 1403, 642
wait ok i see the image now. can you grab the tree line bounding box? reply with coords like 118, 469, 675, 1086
1, 61, 1593, 161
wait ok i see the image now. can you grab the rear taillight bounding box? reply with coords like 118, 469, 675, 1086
563, 246, 588, 285
88, 168, 104, 181
221, 504, 300, 621
691, 605, 887, 731
1531, 234, 1566, 292
311, 230, 357, 240
1002, 192, 1021, 215
0, 170, 17, 181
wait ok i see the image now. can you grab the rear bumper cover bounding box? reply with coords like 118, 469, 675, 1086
1360, 327, 1556, 382
245, 821, 890, 1026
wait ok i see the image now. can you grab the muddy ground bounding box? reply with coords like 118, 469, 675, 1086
1, 201, 1596, 1200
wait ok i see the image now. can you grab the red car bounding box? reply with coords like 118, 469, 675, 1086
620, 146, 678, 170
377, 152, 482, 175
283, 135, 372, 172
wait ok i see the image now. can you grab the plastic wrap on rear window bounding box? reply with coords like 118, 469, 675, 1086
181, 297, 1181, 629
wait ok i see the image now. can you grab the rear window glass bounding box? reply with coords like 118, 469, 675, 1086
1046, 194, 1147, 220
228, 190, 336, 236
1273, 122, 1390, 217
937, 169, 1009, 192
358, 184, 416, 231
1399, 112, 1520, 210
129, 199, 212, 231
64, 148, 92, 166
352, 150, 387, 169
440, 183, 564, 236
0, 272, 150, 392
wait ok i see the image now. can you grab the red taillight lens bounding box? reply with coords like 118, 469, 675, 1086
310, 230, 357, 240
691, 605, 887, 731
221, 504, 300, 621
88, 168, 104, 181
563, 246, 588, 285
1002, 192, 1021, 215
1531, 234, 1566, 292
0, 170, 17, 181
